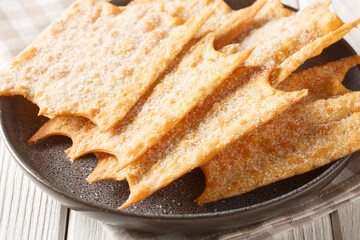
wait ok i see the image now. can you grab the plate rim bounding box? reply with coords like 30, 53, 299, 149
0, 0, 357, 224
0, 96, 352, 221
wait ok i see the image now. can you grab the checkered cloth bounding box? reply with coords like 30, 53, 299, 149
1, 0, 360, 239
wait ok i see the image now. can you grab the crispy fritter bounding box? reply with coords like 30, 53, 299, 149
198, 56, 360, 204
0, 0, 211, 130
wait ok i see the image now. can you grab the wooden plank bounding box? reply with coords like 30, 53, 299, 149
273, 215, 334, 240
281, 0, 299, 9
298, 0, 324, 9
67, 210, 109, 240
0, 0, 71, 239
0, 139, 68, 240
296, 0, 360, 53
331, 0, 360, 54
286, 0, 360, 53
330, 211, 344, 240
331, 198, 360, 240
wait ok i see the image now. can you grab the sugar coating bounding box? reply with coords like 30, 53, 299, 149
29, 35, 253, 169
28, 0, 266, 172
198, 56, 360, 204
30, 0, 348, 208
119, 69, 305, 208
235, 0, 294, 52
86, 0, 294, 184
118, 2, 354, 208
32, 0, 337, 182
0, 0, 211, 130
130, 0, 266, 48
238, 1, 342, 67
115, 0, 348, 208
22, 0, 360, 209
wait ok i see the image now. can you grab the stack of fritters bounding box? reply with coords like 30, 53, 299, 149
1, 0, 360, 209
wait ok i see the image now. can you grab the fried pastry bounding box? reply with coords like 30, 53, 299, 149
0, 0, 211, 130
198, 56, 360, 204
85, 2, 352, 184
30, 0, 345, 164
130, 0, 267, 48
29, 35, 253, 171
14, 0, 360, 209
118, 19, 359, 209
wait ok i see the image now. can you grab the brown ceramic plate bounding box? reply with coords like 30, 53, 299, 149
0, 0, 359, 233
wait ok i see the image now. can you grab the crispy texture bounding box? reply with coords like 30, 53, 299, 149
29, 35, 253, 169
198, 56, 360, 204
0, 0, 211, 130
87, 55, 355, 184
117, 4, 358, 208
29, 1, 353, 208
87, 0, 347, 185
130, 0, 266, 48
86, 56, 354, 184
39, 0, 281, 185
28, 0, 265, 168
24, 0, 360, 209
240, 1, 343, 67
30, 0, 343, 163
120, 70, 306, 209
271, 18, 360, 85
232, 0, 294, 51
88, 153, 127, 183
233, 0, 294, 52
87, 0, 295, 184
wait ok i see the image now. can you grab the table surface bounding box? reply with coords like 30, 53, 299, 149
0, 0, 360, 239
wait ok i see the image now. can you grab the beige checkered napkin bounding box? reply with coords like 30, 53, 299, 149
0, 0, 73, 67
1, 0, 360, 239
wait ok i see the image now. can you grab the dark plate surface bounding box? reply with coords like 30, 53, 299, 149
0, 0, 359, 233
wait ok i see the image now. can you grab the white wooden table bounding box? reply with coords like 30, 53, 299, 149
0, 0, 360, 239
